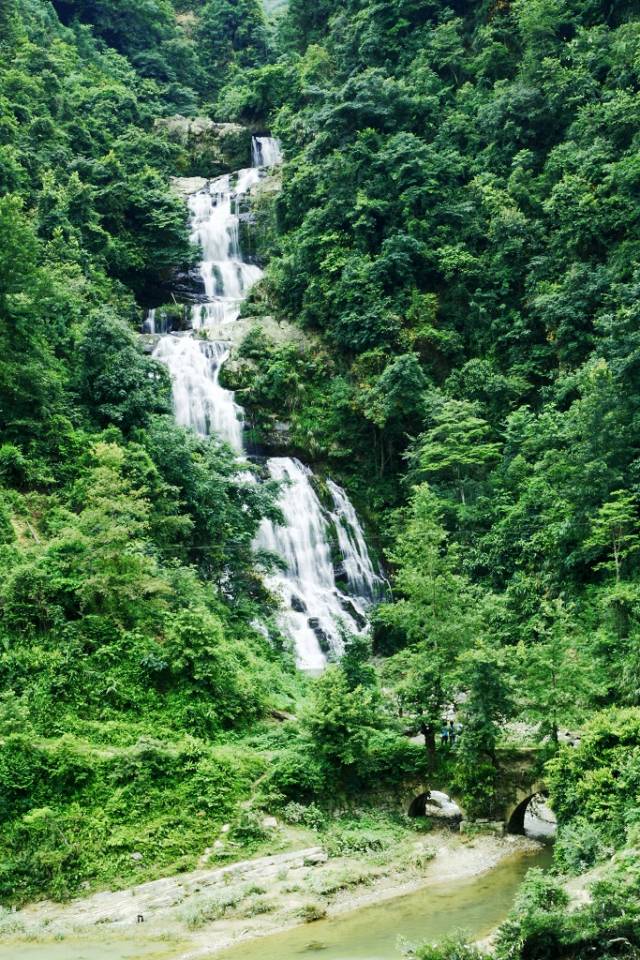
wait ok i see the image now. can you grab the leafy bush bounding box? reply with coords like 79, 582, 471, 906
324, 815, 402, 857
182, 889, 241, 930
493, 853, 640, 960
230, 810, 269, 844
238, 895, 273, 917
402, 936, 484, 960
494, 870, 571, 960
547, 708, 640, 846
553, 818, 614, 875
282, 801, 326, 830
265, 745, 328, 805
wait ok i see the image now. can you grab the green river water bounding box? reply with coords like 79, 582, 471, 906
0, 847, 551, 960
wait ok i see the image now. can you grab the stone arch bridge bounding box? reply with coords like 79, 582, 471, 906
402, 748, 548, 834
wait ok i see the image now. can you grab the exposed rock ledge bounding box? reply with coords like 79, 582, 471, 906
155, 117, 252, 177
202, 315, 312, 351
171, 176, 208, 197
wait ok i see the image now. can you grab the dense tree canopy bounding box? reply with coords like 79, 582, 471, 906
3, 0, 640, 941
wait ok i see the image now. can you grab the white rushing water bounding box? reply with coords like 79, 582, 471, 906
154, 137, 380, 668
255, 459, 374, 671
189, 171, 263, 329
327, 479, 384, 600
252, 136, 283, 168
153, 336, 244, 450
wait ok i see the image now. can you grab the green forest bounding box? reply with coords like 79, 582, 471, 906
1, 0, 640, 957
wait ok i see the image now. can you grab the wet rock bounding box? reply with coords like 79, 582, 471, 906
142, 303, 190, 336
291, 594, 307, 613
307, 620, 331, 654
172, 267, 207, 303
334, 562, 349, 586
318, 634, 332, 655
140, 334, 161, 355
131, 852, 143, 862
337, 595, 367, 630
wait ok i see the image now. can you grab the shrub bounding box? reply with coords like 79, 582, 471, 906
297, 901, 327, 922
309, 867, 373, 896
266, 746, 327, 804
494, 870, 569, 960
181, 889, 241, 929
546, 708, 640, 846
239, 895, 273, 917
402, 936, 484, 959
282, 801, 326, 830
413, 845, 436, 869
324, 815, 402, 856
408, 816, 433, 834
553, 818, 614, 875
230, 810, 268, 844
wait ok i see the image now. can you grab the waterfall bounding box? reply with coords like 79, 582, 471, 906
255, 459, 373, 669
154, 136, 379, 669
188, 172, 263, 329
143, 308, 156, 334
252, 136, 282, 169
327, 479, 385, 600
153, 336, 244, 451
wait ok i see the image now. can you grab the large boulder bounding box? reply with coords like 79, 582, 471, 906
155, 117, 252, 177
170, 176, 208, 197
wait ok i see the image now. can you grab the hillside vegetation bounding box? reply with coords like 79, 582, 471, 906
1, 1, 640, 957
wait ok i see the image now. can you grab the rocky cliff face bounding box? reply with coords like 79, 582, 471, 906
155, 117, 253, 177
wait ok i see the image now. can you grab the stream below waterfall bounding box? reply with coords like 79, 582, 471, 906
0, 847, 551, 960
215, 847, 552, 960
152, 139, 383, 669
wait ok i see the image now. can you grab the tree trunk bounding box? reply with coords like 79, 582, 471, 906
421, 722, 437, 771
613, 539, 620, 583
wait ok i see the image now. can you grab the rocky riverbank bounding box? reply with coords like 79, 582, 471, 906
0, 828, 543, 959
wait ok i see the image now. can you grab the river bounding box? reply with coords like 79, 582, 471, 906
214, 847, 551, 960
0, 847, 550, 960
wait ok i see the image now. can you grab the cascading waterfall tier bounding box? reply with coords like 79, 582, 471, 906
153, 336, 244, 450
254, 459, 380, 671
252, 136, 283, 168
327, 479, 385, 601
154, 137, 380, 669
189, 171, 263, 329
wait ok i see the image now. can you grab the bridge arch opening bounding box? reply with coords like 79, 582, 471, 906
507, 792, 556, 838
408, 790, 462, 824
